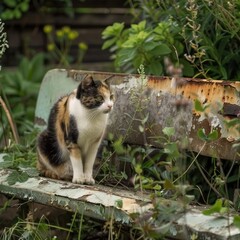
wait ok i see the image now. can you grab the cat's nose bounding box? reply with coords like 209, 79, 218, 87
107, 102, 113, 110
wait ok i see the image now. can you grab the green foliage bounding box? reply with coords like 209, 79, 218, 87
131, 198, 181, 239
102, 20, 188, 76
194, 99, 209, 112
0, 53, 46, 140
202, 199, 228, 215
102, 0, 240, 80
197, 128, 219, 142
0, 128, 39, 185
0, 0, 30, 20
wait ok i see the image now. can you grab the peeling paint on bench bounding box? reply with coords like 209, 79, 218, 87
0, 168, 151, 224
1, 166, 240, 239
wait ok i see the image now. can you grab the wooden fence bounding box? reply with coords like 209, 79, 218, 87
2, 0, 132, 66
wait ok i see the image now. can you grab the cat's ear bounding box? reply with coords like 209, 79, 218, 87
76, 75, 95, 99
104, 75, 114, 86
82, 75, 95, 89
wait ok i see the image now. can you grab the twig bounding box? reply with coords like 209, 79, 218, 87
195, 158, 222, 198
0, 96, 20, 144
173, 142, 206, 183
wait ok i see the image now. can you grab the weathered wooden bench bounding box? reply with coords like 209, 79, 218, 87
0, 69, 240, 239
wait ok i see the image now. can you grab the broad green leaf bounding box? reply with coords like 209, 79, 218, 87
164, 142, 180, 157
202, 199, 223, 215
208, 130, 219, 141
143, 41, 159, 51
7, 171, 29, 185
147, 62, 163, 75
102, 38, 117, 50
181, 59, 195, 77
132, 54, 145, 68
151, 44, 171, 56
130, 20, 146, 33
117, 48, 136, 65
194, 99, 204, 112
197, 128, 207, 141
102, 22, 124, 39
197, 128, 218, 142
163, 127, 175, 137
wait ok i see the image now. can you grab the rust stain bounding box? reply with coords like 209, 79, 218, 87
146, 76, 240, 159
148, 77, 240, 106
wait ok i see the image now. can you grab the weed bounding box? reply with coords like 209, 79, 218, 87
43, 25, 88, 67
1, 215, 73, 240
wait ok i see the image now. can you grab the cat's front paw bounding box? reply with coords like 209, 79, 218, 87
72, 175, 85, 184
84, 174, 95, 185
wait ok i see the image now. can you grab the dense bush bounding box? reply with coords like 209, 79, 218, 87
102, 0, 240, 80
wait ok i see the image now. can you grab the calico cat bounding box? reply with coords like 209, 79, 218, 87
37, 75, 114, 184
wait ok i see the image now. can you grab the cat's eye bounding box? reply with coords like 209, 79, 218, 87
110, 94, 114, 100
97, 96, 104, 102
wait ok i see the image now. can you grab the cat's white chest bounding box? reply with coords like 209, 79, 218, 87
69, 98, 108, 145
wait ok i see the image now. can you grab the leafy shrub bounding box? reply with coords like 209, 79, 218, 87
102, 20, 192, 76
102, 0, 240, 80
0, 0, 30, 20
0, 53, 46, 141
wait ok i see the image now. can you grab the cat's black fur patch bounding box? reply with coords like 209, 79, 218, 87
68, 115, 79, 144
38, 103, 63, 166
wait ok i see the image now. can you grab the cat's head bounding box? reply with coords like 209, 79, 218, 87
76, 75, 114, 114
